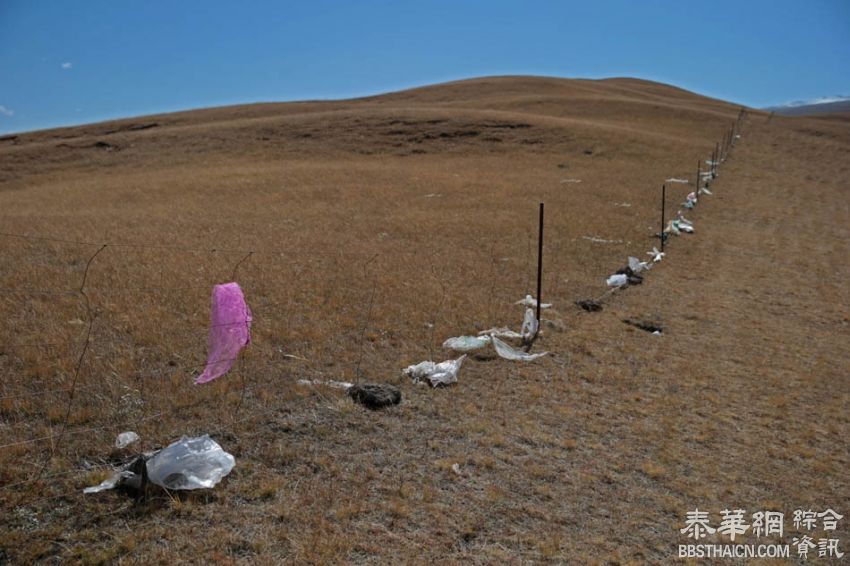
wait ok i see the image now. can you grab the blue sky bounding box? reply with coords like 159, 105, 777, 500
1, 0, 848, 134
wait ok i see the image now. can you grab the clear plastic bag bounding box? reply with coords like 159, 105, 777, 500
146, 435, 235, 490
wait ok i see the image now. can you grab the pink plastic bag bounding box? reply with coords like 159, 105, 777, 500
195, 282, 252, 385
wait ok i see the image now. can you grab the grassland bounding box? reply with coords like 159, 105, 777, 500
0, 76, 848, 563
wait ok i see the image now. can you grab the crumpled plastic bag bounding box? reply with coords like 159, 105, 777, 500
403, 355, 466, 387
491, 336, 548, 361
520, 308, 538, 341
83, 470, 138, 494
478, 327, 522, 339
607, 274, 628, 287
196, 282, 252, 385
442, 335, 492, 352
115, 431, 140, 449
647, 247, 665, 262
515, 295, 552, 309
628, 256, 650, 274
146, 435, 235, 490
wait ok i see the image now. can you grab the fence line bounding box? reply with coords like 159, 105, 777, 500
0, 109, 749, 506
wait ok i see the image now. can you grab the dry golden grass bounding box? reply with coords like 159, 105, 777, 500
0, 76, 848, 563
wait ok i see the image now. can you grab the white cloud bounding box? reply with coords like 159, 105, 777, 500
61, 62, 73, 69
0, 105, 13, 117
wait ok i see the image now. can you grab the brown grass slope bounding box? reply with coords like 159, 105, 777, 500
0, 77, 848, 563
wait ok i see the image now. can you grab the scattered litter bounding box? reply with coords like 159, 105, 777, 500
665, 178, 689, 184
623, 319, 664, 334
477, 327, 523, 339
682, 200, 695, 210
607, 274, 629, 287
614, 202, 632, 207
451, 463, 462, 476
686, 192, 698, 203
296, 379, 353, 389
514, 295, 552, 309
491, 336, 547, 361
735, 134, 741, 139
442, 335, 492, 352
115, 431, 140, 449
584, 236, 624, 244
560, 178, 582, 183
424, 193, 442, 198
195, 283, 252, 385
403, 355, 466, 387
348, 384, 402, 410
652, 330, 662, 336
698, 186, 713, 195
146, 435, 235, 490
575, 299, 603, 312
647, 247, 665, 262
705, 160, 716, 166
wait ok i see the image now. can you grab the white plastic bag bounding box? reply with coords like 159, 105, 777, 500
520, 308, 538, 341
403, 355, 466, 387
514, 295, 552, 309
442, 335, 492, 352
647, 247, 665, 262
115, 431, 140, 449
146, 435, 235, 490
478, 327, 523, 339
607, 274, 628, 287
491, 336, 548, 361
628, 256, 650, 274
83, 471, 137, 494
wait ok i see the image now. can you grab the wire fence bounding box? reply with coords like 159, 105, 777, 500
0, 108, 749, 508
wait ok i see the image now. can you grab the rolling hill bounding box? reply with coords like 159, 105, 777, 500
0, 76, 848, 563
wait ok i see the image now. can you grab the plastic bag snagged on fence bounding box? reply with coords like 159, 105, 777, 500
146, 435, 235, 490
195, 283, 252, 385
515, 295, 552, 309
628, 256, 650, 274
607, 273, 628, 287
647, 247, 665, 263
520, 308, 538, 341
491, 336, 548, 361
403, 355, 466, 387
442, 335, 492, 352
477, 327, 523, 339
83, 470, 138, 494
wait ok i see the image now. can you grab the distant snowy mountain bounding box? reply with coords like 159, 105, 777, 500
765, 95, 850, 116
